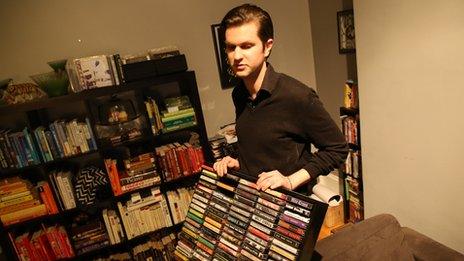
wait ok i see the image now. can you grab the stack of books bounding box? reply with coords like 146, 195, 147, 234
343, 80, 358, 109
48, 169, 77, 211
161, 96, 197, 133
0, 128, 41, 169
154, 142, 205, 182
66, 55, 122, 93
144, 97, 163, 135
116, 187, 172, 240
341, 116, 358, 145
104, 152, 161, 196
166, 187, 194, 224
0, 118, 97, 170
70, 221, 110, 255
0, 177, 48, 226
101, 209, 126, 245
12, 225, 74, 260
132, 233, 177, 260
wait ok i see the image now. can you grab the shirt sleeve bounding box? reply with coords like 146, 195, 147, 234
298, 89, 349, 181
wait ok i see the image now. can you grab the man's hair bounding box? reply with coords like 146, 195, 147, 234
221, 4, 274, 44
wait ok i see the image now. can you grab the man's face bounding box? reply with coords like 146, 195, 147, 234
225, 22, 273, 80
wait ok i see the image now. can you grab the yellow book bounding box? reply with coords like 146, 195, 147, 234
0, 199, 41, 216
0, 190, 31, 202
1, 204, 47, 225
0, 194, 34, 208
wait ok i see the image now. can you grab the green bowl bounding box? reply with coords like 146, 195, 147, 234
30, 72, 69, 97
47, 59, 68, 72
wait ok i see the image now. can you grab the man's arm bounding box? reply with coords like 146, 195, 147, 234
256, 168, 310, 191
257, 89, 348, 191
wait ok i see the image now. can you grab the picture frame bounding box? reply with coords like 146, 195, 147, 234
211, 24, 239, 89
337, 10, 356, 54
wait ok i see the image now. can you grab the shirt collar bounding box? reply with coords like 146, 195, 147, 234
260, 63, 279, 94
237, 63, 280, 98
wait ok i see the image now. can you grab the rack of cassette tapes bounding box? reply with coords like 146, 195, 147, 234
174, 166, 328, 261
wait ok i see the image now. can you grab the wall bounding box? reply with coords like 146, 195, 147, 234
354, 0, 464, 252
308, 0, 354, 126
0, 0, 316, 137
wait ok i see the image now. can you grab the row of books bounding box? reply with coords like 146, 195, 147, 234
209, 135, 238, 162
343, 149, 361, 179
0, 178, 49, 226
343, 80, 359, 109
0, 118, 97, 170
70, 220, 110, 255
104, 153, 162, 197
11, 224, 74, 261
48, 169, 76, 211
92, 233, 177, 261
347, 192, 363, 223
341, 115, 359, 145
166, 187, 194, 225
155, 142, 205, 182
162, 96, 197, 133
132, 233, 177, 260
102, 209, 125, 245
117, 187, 172, 240
145, 96, 198, 135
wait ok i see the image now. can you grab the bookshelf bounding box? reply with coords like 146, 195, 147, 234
0, 70, 213, 260
339, 80, 364, 223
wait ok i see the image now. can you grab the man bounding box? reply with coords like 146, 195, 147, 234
214, 4, 348, 194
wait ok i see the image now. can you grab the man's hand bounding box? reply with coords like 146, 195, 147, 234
213, 156, 240, 177
256, 170, 292, 191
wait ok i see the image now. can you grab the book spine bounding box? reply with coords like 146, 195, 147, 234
85, 117, 98, 151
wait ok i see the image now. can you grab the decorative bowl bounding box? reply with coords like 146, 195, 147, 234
47, 59, 68, 72
30, 71, 69, 97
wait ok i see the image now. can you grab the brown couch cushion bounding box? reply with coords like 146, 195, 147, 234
315, 214, 414, 260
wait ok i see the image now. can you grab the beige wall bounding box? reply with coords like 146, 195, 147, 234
354, 0, 464, 253
0, 0, 316, 137
309, 0, 353, 126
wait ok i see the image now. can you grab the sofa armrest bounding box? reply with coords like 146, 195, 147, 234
402, 227, 463, 261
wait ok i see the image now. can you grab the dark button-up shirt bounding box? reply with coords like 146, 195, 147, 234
232, 64, 348, 192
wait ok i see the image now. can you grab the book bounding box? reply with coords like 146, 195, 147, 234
1, 204, 47, 225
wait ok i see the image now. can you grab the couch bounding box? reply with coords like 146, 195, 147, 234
315, 214, 463, 261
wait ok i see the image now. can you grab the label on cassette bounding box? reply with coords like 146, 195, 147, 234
235, 194, 256, 207
274, 231, 301, 249
283, 210, 310, 224
272, 237, 299, 255
255, 202, 280, 217
245, 231, 269, 248
230, 205, 252, 218
251, 214, 276, 229
260, 191, 286, 206
285, 202, 311, 217
236, 188, 259, 202
286, 195, 313, 210
257, 197, 282, 212
281, 214, 307, 229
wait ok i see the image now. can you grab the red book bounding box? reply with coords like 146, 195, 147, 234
38, 230, 57, 261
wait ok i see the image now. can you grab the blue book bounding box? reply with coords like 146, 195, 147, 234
49, 123, 65, 158
85, 117, 98, 151
22, 127, 41, 164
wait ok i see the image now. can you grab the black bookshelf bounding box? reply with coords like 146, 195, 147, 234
340, 106, 364, 223
0, 71, 213, 260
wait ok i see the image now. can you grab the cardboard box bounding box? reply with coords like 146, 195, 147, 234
323, 202, 344, 228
